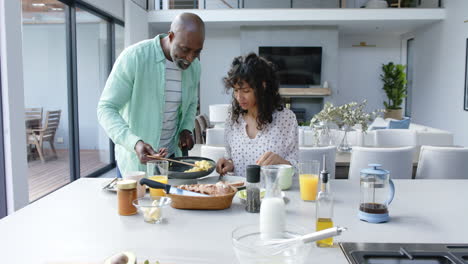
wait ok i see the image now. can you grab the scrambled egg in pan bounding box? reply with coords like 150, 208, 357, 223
184, 160, 212, 173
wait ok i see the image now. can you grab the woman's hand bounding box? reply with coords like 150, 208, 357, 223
256, 151, 291, 166
216, 158, 234, 175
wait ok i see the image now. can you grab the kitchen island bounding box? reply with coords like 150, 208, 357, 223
0, 178, 467, 263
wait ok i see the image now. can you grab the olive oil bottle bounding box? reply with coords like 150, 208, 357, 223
316, 155, 334, 247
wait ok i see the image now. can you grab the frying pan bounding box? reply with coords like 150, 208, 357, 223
167, 156, 216, 179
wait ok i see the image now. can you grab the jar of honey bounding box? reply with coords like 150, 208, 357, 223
117, 179, 138, 216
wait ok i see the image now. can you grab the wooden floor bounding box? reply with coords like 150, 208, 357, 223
28, 149, 108, 201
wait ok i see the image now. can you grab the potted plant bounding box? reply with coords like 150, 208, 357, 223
380, 62, 407, 120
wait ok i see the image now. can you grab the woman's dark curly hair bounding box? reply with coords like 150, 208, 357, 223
223, 53, 283, 130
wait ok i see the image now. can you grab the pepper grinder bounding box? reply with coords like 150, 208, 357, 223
245, 165, 261, 213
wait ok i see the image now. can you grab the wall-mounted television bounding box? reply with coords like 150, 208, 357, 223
259, 46, 322, 87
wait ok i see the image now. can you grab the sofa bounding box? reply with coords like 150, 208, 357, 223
299, 118, 454, 147
365, 118, 454, 146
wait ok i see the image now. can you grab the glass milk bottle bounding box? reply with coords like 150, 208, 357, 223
259, 165, 286, 240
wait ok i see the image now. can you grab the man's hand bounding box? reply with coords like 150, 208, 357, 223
179, 129, 194, 150
157, 148, 168, 158
256, 151, 290, 166
216, 158, 234, 176
134, 140, 157, 164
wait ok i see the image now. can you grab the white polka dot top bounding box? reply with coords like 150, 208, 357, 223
224, 108, 299, 177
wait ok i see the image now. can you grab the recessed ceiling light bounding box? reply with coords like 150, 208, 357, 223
32, 3, 46, 7
50, 7, 63, 11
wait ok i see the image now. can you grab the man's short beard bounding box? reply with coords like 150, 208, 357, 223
175, 58, 190, 70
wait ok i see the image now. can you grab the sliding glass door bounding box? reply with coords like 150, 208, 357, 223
405, 38, 415, 117
21, 0, 123, 200
0, 54, 6, 219
76, 7, 112, 177
21, 0, 72, 201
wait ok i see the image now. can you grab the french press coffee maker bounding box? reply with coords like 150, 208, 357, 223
358, 164, 395, 223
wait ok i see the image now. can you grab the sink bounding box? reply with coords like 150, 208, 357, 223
340, 243, 468, 264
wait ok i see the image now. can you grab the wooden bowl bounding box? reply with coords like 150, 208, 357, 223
168, 186, 237, 210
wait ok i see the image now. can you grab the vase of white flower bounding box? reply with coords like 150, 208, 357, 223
338, 125, 352, 152
312, 121, 333, 147
311, 100, 383, 152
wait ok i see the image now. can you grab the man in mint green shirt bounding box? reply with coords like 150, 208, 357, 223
97, 13, 205, 175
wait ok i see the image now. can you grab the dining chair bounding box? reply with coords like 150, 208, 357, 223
25, 107, 43, 128
25, 107, 43, 160
196, 115, 207, 143
416, 146, 468, 179
193, 118, 204, 144
374, 129, 417, 147
201, 145, 226, 176
299, 146, 336, 179
200, 114, 213, 129
26, 110, 61, 163
348, 146, 415, 180
205, 127, 225, 145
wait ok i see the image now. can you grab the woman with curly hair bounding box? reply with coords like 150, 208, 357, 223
216, 53, 298, 177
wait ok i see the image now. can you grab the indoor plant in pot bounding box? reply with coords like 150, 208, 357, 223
380, 62, 407, 120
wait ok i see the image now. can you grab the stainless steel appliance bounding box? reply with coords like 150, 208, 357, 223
340, 242, 468, 264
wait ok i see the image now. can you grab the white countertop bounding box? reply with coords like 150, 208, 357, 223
1, 178, 467, 264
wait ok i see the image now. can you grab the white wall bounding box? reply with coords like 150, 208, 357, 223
410, 0, 468, 146
0, 0, 29, 213
82, 0, 124, 21
337, 33, 402, 112
199, 27, 240, 116
125, 0, 148, 46
241, 26, 339, 120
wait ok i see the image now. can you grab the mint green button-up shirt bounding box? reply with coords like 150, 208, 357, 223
97, 34, 200, 174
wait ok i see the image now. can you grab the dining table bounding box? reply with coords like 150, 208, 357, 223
0, 177, 467, 263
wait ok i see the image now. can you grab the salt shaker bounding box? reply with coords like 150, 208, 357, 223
245, 165, 261, 213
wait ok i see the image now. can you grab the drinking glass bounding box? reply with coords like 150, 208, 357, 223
298, 161, 320, 201
146, 160, 169, 197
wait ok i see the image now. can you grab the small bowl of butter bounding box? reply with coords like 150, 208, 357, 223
132, 196, 172, 224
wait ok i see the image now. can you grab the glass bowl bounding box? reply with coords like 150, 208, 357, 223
132, 196, 171, 224
232, 224, 311, 264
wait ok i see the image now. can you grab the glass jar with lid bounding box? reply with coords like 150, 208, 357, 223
117, 179, 138, 216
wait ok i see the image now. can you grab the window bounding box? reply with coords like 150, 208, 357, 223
21, 0, 124, 200
76, 7, 112, 177
0, 54, 6, 219
405, 38, 414, 117
22, 0, 72, 201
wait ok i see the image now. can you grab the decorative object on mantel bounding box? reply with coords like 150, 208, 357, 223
323, 81, 329, 88
310, 100, 382, 152
365, 0, 388, 8
380, 62, 407, 120
352, 42, 376, 48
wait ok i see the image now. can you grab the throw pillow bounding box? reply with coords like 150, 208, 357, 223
388, 118, 410, 129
